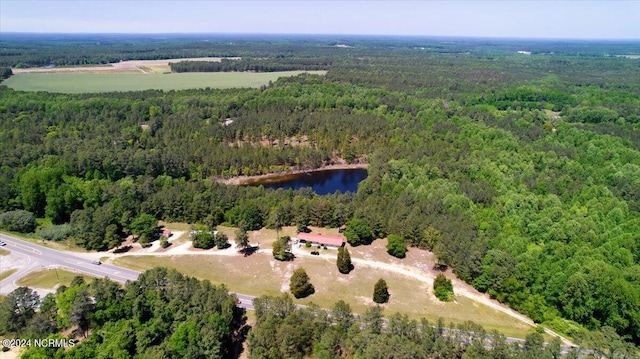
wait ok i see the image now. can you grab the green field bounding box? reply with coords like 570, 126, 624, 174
16, 268, 96, 289
4, 71, 326, 93
0, 269, 17, 281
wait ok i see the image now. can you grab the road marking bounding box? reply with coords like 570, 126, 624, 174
6, 241, 42, 256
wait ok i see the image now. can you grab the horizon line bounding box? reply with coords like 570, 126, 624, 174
1, 31, 639, 42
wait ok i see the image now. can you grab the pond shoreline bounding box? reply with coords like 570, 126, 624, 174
215, 163, 369, 186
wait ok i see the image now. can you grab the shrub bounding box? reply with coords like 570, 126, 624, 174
305, 241, 311, 248
160, 236, 170, 248
38, 224, 72, 241
386, 234, 407, 258
433, 273, 454, 302
214, 232, 230, 249
192, 231, 215, 249
0, 210, 36, 233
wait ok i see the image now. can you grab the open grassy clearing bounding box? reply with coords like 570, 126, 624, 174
0, 248, 9, 256
16, 268, 96, 290
0, 268, 18, 282
4, 71, 326, 93
112, 253, 534, 338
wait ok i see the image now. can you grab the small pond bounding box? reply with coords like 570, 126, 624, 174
247, 168, 368, 195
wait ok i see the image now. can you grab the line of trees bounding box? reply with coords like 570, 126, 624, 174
248, 293, 625, 359
169, 58, 332, 73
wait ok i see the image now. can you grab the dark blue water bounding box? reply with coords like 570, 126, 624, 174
259, 168, 368, 195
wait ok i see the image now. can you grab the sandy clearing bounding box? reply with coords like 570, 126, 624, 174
12, 57, 241, 74
289, 240, 572, 346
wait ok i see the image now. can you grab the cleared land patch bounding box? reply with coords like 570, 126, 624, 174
112, 253, 533, 338
11, 57, 241, 74
5, 71, 326, 93
16, 268, 96, 289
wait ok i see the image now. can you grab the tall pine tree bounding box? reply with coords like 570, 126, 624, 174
337, 246, 353, 274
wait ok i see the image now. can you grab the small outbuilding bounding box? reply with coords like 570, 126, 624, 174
296, 233, 345, 248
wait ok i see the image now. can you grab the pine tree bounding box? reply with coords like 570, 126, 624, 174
337, 246, 353, 274
290, 268, 314, 298
373, 278, 390, 304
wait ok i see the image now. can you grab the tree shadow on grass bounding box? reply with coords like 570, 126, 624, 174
240, 245, 259, 257
113, 245, 132, 254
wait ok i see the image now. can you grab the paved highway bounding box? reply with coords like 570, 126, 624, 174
0, 233, 255, 310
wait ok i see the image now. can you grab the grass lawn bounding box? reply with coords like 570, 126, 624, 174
5, 71, 326, 93
0, 268, 18, 281
0, 248, 9, 256
16, 268, 96, 289
112, 253, 534, 339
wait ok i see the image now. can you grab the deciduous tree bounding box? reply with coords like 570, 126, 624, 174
433, 273, 454, 302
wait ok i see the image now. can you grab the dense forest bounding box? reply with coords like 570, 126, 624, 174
0, 268, 246, 358
1, 35, 640, 354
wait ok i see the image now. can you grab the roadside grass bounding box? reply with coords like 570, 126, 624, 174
0, 230, 88, 253
112, 253, 534, 339
0, 248, 9, 256
16, 268, 96, 289
0, 269, 18, 281
4, 71, 327, 93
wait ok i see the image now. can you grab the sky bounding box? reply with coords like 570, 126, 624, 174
1, 0, 639, 40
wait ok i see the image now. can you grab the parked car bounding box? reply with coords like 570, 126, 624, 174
310, 251, 320, 256
0, 241, 6, 246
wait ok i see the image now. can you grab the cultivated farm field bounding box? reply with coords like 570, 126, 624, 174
11, 57, 242, 74
4, 71, 326, 93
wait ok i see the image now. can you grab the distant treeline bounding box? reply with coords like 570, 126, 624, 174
170, 58, 332, 73
2, 33, 639, 68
